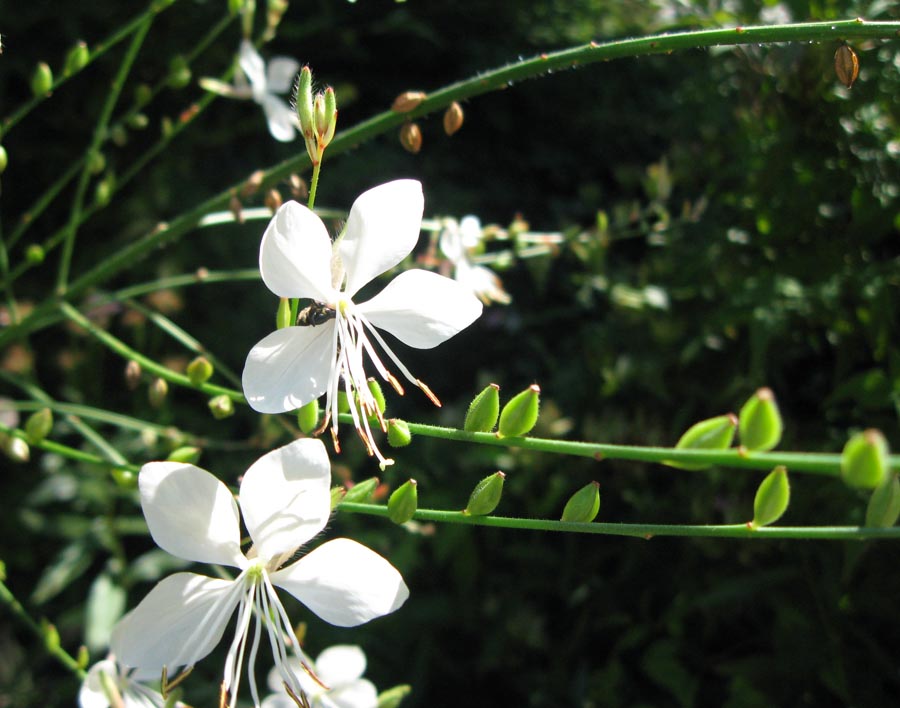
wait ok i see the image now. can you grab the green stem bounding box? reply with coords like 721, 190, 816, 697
308, 160, 322, 211
0, 422, 140, 474
337, 501, 900, 540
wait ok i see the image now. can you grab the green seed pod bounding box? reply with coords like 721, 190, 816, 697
24, 408, 53, 444
669, 413, 737, 470
330, 485, 346, 510
25, 245, 45, 265
388, 479, 418, 524
296, 66, 315, 138
167, 56, 191, 89
0, 145, 7, 174
297, 399, 320, 434
841, 429, 889, 489
42, 620, 60, 652
166, 446, 201, 465
561, 481, 601, 522
865, 474, 900, 528
31, 62, 53, 97
376, 684, 412, 708
464, 471, 506, 516
186, 356, 214, 385
751, 466, 790, 528
738, 387, 783, 451
498, 385, 540, 438
148, 377, 168, 408
343, 477, 379, 503
321, 87, 338, 147
2, 434, 30, 463
208, 394, 234, 420
464, 383, 500, 433
387, 419, 412, 447
64, 40, 89, 76
111, 468, 137, 489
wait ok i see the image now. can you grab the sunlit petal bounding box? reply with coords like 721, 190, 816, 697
260, 201, 334, 299
79, 660, 120, 708
315, 645, 366, 685
259, 93, 297, 142
242, 325, 334, 414
266, 57, 300, 94
238, 40, 267, 99
357, 269, 483, 348
329, 678, 378, 708
272, 538, 409, 627
139, 462, 245, 567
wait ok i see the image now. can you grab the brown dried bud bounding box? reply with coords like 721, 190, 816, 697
288, 174, 308, 200
241, 169, 265, 197
124, 360, 142, 389
391, 91, 426, 113
399, 123, 422, 154
264, 188, 283, 213
834, 45, 859, 89
229, 193, 244, 224
443, 101, 464, 136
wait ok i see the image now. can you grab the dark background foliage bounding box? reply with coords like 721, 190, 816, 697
1, 1, 900, 706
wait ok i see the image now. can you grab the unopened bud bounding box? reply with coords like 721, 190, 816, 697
387, 419, 412, 447
738, 387, 783, 451
186, 356, 214, 385
110, 124, 128, 146
208, 394, 235, 420
669, 413, 737, 470
64, 41, 89, 76
297, 399, 320, 434
343, 476, 379, 503
288, 174, 308, 200
42, 621, 60, 652
148, 377, 168, 408
124, 360, 142, 389
229, 193, 244, 224
391, 91, 426, 113
94, 177, 113, 207
561, 481, 600, 522
865, 474, 900, 528
87, 151, 105, 175
24, 408, 53, 444
443, 101, 464, 136
841, 428, 889, 489
498, 385, 540, 438
25, 245, 45, 265
320, 87, 337, 147
111, 467, 137, 489
167, 446, 201, 464
134, 83, 153, 107
366, 378, 386, 417
266, 0, 289, 32
464, 471, 505, 515
167, 56, 191, 89
376, 685, 412, 708
127, 112, 149, 130
464, 383, 500, 433
296, 66, 315, 137
388, 479, 418, 524
330, 485, 346, 510
264, 188, 283, 213
2, 434, 30, 463
76, 645, 90, 670
0, 145, 7, 174
399, 123, 422, 154
31, 62, 53, 97
750, 466, 790, 528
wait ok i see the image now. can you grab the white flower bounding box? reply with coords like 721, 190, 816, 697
79, 659, 182, 708
262, 646, 377, 708
201, 40, 299, 142
439, 216, 511, 305
109, 438, 408, 708
241, 180, 483, 466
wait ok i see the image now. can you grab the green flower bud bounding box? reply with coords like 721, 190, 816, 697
166, 446, 201, 465
561, 481, 600, 522
388, 479, 418, 524
387, 419, 412, 447
464, 471, 505, 516
148, 377, 168, 408
42, 620, 60, 652
297, 399, 320, 434
124, 360, 142, 389
296, 66, 315, 138
167, 56, 191, 89
750, 466, 790, 528
343, 476, 379, 503
0, 145, 7, 174
25, 245, 45, 265
669, 413, 737, 470
76, 644, 90, 670
228, 0, 244, 15
134, 83, 153, 107
464, 383, 500, 433
110, 124, 128, 147
321, 87, 338, 147
330, 485, 346, 510
126, 112, 149, 130
498, 384, 540, 438
276, 297, 291, 329
367, 378, 386, 418
2, 434, 30, 463
111, 467, 137, 489
738, 387, 783, 451
64, 41, 89, 76
841, 429, 889, 489
377, 684, 412, 708
208, 394, 234, 420
186, 356, 214, 385
865, 474, 900, 528
94, 176, 113, 206
337, 390, 351, 415
24, 408, 53, 444
87, 151, 105, 175
31, 62, 53, 97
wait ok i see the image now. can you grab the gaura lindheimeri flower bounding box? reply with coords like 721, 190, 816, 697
262, 645, 377, 708
242, 180, 483, 466
110, 438, 408, 708
200, 40, 299, 142
439, 216, 511, 306
79, 659, 186, 708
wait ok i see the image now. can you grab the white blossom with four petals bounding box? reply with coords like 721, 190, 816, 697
79, 659, 185, 708
241, 179, 483, 465
109, 438, 408, 708
261, 645, 377, 708
439, 215, 511, 305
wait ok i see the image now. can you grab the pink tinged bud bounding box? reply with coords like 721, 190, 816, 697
668, 413, 737, 470
750, 466, 790, 528
464, 383, 500, 433
841, 428, 889, 489
738, 387, 783, 452
498, 385, 540, 438
561, 481, 601, 522
388, 479, 418, 524
464, 471, 505, 516
865, 474, 900, 528
264, 188, 283, 213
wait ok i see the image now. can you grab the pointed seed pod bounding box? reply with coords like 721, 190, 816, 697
167, 446, 201, 465
498, 384, 540, 438
841, 428, 889, 489
24, 408, 53, 444
399, 123, 422, 154
31, 62, 53, 97
148, 378, 168, 408
738, 387, 783, 451
387, 419, 412, 447
443, 101, 464, 136
208, 394, 235, 420
388, 479, 418, 524
186, 356, 214, 385
834, 45, 859, 89
669, 413, 737, 470
391, 91, 426, 113
124, 360, 142, 389
464, 471, 505, 515
561, 481, 601, 522
64, 41, 89, 76
751, 466, 790, 528
343, 476, 379, 503
464, 383, 500, 433
2, 434, 30, 463
296, 66, 315, 137
0, 145, 7, 174
25, 245, 45, 265
297, 399, 320, 434
865, 474, 900, 528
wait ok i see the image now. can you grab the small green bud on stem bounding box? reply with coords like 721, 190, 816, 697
24, 408, 53, 444
561, 481, 601, 522
387, 419, 412, 447
167, 446, 201, 465
0, 145, 8, 174
750, 466, 790, 528
297, 399, 320, 434
841, 428, 889, 489
464, 383, 500, 433
31, 62, 53, 97
668, 413, 737, 470
64, 41, 89, 76
148, 377, 168, 408
343, 477, 379, 503
388, 479, 418, 524
208, 394, 234, 420
186, 356, 214, 385
865, 474, 900, 528
464, 471, 506, 516
738, 387, 783, 451
498, 384, 540, 438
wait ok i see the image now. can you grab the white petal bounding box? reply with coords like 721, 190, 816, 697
266, 57, 300, 94
357, 269, 483, 348
79, 660, 118, 708
329, 679, 378, 708
240, 438, 332, 562
111, 573, 239, 672
260, 93, 298, 142
242, 325, 334, 414
239, 40, 267, 99
139, 462, 245, 567
272, 538, 409, 627
261, 696, 295, 708
260, 201, 335, 300
459, 215, 483, 248
339, 180, 424, 297
315, 645, 366, 685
